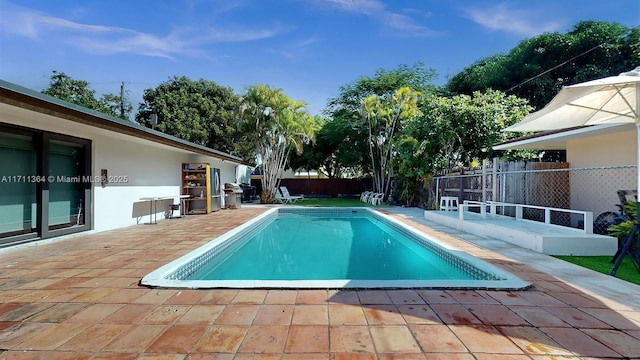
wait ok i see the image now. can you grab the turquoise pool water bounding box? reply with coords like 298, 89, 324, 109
141, 208, 530, 289
187, 212, 472, 281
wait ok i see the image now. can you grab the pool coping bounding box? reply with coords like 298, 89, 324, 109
140, 207, 531, 290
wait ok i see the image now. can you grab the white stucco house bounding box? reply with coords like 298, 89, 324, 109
493, 123, 637, 218
0, 79, 251, 248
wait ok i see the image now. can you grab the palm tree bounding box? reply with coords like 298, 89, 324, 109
240, 84, 320, 203
361, 86, 422, 200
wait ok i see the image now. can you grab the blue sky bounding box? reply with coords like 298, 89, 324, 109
1, 0, 638, 116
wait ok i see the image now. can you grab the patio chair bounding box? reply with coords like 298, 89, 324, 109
360, 191, 373, 202
168, 203, 182, 219
279, 186, 304, 203
272, 188, 288, 204
369, 192, 384, 206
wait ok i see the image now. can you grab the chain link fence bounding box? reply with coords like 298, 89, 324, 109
429, 161, 637, 228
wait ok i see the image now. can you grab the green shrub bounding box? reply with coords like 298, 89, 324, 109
608, 201, 637, 239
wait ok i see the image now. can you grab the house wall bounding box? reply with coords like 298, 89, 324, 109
93, 144, 237, 231
566, 126, 637, 217
92, 137, 180, 231
0, 102, 241, 234
566, 127, 635, 167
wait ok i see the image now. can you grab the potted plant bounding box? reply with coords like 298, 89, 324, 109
608, 200, 637, 249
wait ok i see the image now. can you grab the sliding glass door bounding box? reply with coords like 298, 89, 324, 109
0, 131, 37, 242
0, 125, 91, 246
47, 139, 86, 231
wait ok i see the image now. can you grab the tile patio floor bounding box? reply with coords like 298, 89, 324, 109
1, 205, 640, 359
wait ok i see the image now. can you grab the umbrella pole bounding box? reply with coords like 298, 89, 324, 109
610, 120, 640, 276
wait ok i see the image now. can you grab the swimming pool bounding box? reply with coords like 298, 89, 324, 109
141, 208, 530, 289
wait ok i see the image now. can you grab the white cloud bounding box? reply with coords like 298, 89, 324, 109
295, 37, 319, 48
202, 26, 291, 43
202, 0, 249, 15
382, 12, 438, 37
461, 3, 562, 37
319, 0, 438, 37
0, 2, 128, 38
266, 37, 319, 61
0, 1, 288, 59
266, 48, 296, 60
323, 0, 384, 15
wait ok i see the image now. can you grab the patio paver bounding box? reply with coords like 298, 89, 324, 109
0, 205, 639, 358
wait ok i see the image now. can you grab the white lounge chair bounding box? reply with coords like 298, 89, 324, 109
369, 192, 384, 205
272, 188, 288, 204
279, 186, 304, 203
360, 191, 373, 202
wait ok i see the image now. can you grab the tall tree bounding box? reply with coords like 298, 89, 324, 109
446, 21, 639, 110
327, 63, 436, 113
136, 76, 253, 161
324, 63, 437, 176
288, 117, 364, 178
392, 133, 435, 207
42, 71, 132, 120
361, 87, 422, 198
422, 89, 533, 168
239, 84, 320, 202
389, 90, 532, 207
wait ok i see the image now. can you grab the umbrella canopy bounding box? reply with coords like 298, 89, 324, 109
505, 67, 640, 132
505, 66, 640, 198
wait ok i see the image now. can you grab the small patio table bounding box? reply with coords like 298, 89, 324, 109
139, 195, 191, 224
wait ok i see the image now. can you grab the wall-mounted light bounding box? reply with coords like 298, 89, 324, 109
101, 169, 108, 188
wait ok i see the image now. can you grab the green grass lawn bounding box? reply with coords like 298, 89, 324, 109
553, 255, 640, 285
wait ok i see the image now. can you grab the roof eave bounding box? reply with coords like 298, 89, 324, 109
0, 79, 249, 165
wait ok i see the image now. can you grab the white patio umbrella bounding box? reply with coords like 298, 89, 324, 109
505, 67, 640, 131
505, 66, 640, 274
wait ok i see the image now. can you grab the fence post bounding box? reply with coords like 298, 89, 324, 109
458, 168, 464, 202
435, 177, 440, 206
482, 159, 487, 202
516, 205, 523, 220
492, 157, 498, 202
584, 212, 593, 234
500, 162, 504, 205
544, 208, 551, 225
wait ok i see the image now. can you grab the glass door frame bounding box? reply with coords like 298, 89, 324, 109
0, 126, 38, 245
0, 123, 92, 245
41, 131, 92, 239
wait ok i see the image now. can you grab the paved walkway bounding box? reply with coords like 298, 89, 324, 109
0, 205, 639, 359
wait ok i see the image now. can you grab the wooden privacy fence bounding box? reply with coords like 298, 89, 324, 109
501, 161, 570, 209
251, 178, 372, 198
